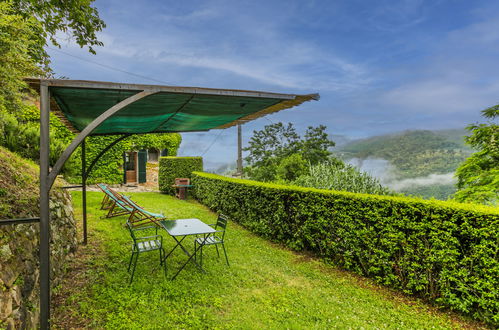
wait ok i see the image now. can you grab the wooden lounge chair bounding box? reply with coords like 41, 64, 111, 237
96, 183, 133, 218
122, 195, 166, 227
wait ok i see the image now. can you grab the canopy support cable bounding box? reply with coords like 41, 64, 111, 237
150, 94, 195, 132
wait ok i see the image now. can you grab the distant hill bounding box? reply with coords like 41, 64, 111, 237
337, 129, 471, 179
335, 129, 473, 200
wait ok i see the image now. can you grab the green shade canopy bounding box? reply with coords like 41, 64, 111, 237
27, 79, 319, 135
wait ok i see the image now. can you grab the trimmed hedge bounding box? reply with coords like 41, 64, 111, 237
192, 171, 499, 325
159, 157, 203, 194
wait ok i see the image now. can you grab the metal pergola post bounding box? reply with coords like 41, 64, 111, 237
38, 86, 156, 329
81, 139, 87, 245
39, 82, 50, 330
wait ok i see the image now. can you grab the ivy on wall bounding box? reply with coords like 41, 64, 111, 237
68, 133, 182, 184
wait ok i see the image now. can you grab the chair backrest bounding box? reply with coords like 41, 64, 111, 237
215, 214, 228, 239
126, 221, 138, 243
175, 178, 190, 185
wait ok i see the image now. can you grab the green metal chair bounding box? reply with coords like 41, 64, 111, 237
126, 221, 166, 284
194, 214, 229, 267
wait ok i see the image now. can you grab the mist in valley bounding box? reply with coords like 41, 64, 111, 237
347, 157, 456, 192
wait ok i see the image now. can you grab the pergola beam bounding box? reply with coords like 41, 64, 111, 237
27, 78, 297, 100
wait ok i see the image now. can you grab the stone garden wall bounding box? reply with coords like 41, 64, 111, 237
0, 188, 77, 329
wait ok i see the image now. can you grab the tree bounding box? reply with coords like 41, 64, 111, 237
10, 0, 106, 65
244, 122, 336, 182
276, 153, 308, 182
0, 2, 44, 114
301, 125, 335, 165
454, 105, 499, 205
243, 122, 299, 181
244, 122, 300, 168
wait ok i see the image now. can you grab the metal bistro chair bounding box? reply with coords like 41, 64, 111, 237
194, 214, 229, 267
126, 221, 166, 284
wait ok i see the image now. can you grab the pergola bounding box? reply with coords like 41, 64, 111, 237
6, 78, 319, 329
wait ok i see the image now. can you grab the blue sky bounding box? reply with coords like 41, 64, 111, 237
48, 0, 499, 170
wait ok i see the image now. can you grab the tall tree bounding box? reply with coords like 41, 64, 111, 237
244, 122, 336, 182
0, 2, 43, 114
454, 105, 498, 205
10, 0, 106, 66
301, 125, 335, 165
244, 122, 300, 168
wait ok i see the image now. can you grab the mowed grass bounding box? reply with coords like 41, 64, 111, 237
53, 191, 479, 329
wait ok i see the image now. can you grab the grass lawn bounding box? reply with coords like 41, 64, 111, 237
52, 191, 484, 329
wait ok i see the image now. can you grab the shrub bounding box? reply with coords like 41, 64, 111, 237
294, 160, 394, 195
159, 157, 203, 194
192, 171, 499, 325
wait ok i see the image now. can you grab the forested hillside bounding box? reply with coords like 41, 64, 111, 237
337, 129, 472, 199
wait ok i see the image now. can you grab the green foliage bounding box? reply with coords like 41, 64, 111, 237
0, 103, 79, 173
0, 2, 44, 114
158, 157, 203, 194
0, 0, 108, 179
294, 160, 393, 195
10, 0, 105, 64
193, 172, 499, 325
276, 153, 307, 182
68, 133, 182, 184
0, 146, 39, 218
60, 190, 478, 329
244, 122, 335, 182
301, 125, 335, 165
401, 183, 457, 201
339, 130, 470, 178
454, 105, 499, 205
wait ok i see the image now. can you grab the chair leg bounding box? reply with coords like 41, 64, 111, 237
200, 245, 203, 267
127, 251, 135, 272
194, 240, 197, 262
221, 243, 229, 266
215, 244, 220, 258
161, 248, 167, 275
130, 253, 139, 284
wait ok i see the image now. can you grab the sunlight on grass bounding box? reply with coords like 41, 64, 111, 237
54, 191, 475, 329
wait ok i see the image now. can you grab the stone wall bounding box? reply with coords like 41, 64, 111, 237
145, 162, 159, 187
0, 188, 77, 329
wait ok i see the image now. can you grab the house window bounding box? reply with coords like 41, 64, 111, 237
148, 149, 159, 162
125, 152, 135, 170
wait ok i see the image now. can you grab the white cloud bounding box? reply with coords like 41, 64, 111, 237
54, 4, 371, 93
386, 172, 456, 191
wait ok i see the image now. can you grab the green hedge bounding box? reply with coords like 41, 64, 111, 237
159, 157, 203, 194
192, 172, 499, 325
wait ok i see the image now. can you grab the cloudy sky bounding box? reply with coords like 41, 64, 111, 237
47, 0, 499, 170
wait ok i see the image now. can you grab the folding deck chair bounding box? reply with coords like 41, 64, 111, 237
121, 195, 167, 227
96, 183, 133, 218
